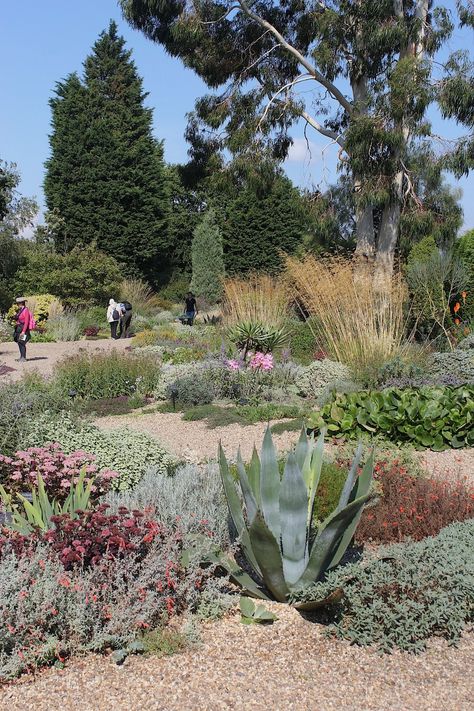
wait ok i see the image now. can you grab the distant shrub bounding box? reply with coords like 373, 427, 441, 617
132, 329, 159, 348
168, 374, 214, 407
25, 414, 173, 490
295, 359, 353, 398
0, 318, 11, 343
47, 312, 81, 342
6, 294, 63, 325
457, 333, 474, 350
158, 275, 191, 304
426, 349, 474, 384
54, 350, 160, 399
288, 320, 317, 364
83, 325, 100, 337
356, 459, 474, 543
290, 520, 474, 653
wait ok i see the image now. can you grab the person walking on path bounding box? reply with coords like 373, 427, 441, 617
182, 292, 198, 325
13, 297, 34, 362
107, 299, 121, 339
117, 301, 133, 338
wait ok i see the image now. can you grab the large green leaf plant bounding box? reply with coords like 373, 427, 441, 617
217, 428, 373, 608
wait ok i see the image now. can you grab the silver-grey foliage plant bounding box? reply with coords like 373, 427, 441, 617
218, 428, 373, 607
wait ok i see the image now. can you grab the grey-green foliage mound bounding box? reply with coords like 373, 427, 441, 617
295, 359, 354, 398
290, 519, 474, 653
427, 348, 474, 384
25, 413, 174, 490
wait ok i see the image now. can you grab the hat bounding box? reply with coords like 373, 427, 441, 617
109, 298, 116, 305
15, 297, 27, 304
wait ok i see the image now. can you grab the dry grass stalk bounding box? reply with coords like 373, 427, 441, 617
285, 254, 409, 370
120, 279, 155, 313
222, 274, 289, 327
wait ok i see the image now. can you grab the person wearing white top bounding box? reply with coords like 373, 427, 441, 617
106, 298, 120, 339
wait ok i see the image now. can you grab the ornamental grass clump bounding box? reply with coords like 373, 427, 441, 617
285, 255, 409, 373
218, 428, 373, 606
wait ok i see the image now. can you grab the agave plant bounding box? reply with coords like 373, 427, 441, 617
0, 469, 94, 535
227, 320, 291, 358
218, 428, 373, 607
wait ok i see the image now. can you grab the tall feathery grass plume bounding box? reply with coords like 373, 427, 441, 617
285, 254, 410, 374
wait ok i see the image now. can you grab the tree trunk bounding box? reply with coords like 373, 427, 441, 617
373, 171, 403, 292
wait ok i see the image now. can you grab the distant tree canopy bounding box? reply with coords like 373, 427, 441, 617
121, 0, 473, 288
44, 21, 169, 284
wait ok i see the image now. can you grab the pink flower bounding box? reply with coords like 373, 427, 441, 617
249, 352, 274, 371
226, 359, 241, 371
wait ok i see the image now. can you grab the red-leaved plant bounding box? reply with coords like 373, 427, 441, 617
0, 444, 118, 502
356, 459, 474, 543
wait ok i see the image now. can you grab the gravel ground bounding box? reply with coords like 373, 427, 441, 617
1, 604, 473, 711
97, 410, 301, 462
0, 339, 130, 382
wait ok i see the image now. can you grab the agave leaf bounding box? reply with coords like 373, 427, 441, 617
37, 475, 54, 525
218, 443, 261, 575
298, 494, 372, 587
249, 512, 289, 602
247, 446, 261, 504
329, 451, 374, 569
292, 587, 344, 611
259, 427, 281, 543
307, 430, 324, 526
336, 442, 363, 511
295, 427, 309, 472
205, 551, 270, 600
236, 449, 257, 524
279, 452, 308, 585
18, 495, 46, 530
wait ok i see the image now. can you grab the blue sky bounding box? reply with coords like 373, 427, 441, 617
1, 0, 473, 231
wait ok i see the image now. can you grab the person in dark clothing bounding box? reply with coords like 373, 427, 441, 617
182, 292, 198, 325
117, 301, 133, 338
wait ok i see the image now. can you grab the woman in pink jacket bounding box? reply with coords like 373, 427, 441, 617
13, 297, 33, 362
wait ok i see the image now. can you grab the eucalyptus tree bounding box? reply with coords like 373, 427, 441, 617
121, 0, 472, 287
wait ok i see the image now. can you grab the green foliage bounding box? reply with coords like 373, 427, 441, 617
190, 209, 225, 303
14, 244, 123, 307
427, 349, 474, 384
407, 235, 438, 266
158, 274, 191, 303
455, 230, 474, 321
218, 429, 373, 604
290, 520, 474, 653
0, 470, 94, 535
6, 294, 62, 325
295, 359, 353, 399
46, 312, 81, 342
227, 321, 290, 355
288, 321, 317, 365
168, 374, 214, 407
44, 22, 169, 284
26, 413, 173, 491
54, 351, 160, 399
141, 628, 190, 657
309, 386, 474, 450
239, 597, 277, 624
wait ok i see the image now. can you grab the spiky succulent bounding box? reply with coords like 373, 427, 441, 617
218, 428, 373, 607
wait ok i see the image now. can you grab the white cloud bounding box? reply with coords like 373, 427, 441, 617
286, 137, 323, 163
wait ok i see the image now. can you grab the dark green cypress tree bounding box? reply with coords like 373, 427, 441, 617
190, 208, 225, 302
218, 173, 306, 274
44, 21, 169, 283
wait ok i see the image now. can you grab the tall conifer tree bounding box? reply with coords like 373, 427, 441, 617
44, 21, 168, 282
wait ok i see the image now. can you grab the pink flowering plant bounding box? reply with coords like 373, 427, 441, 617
0, 444, 118, 503
249, 352, 274, 371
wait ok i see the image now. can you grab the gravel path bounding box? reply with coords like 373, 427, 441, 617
1, 604, 473, 710
97, 410, 301, 462
0, 339, 130, 381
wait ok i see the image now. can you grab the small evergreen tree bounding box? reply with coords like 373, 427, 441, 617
190, 209, 225, 303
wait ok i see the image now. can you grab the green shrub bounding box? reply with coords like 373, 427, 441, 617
6, 294, 63, 325
288, 320, 317, 364
158, 274, 191, 304
54, 350, 160, 399
295, 359, 353, 398
47, 312, 81, 342
25, 413, 173, 490
132, 329, 159, 348
0, 379, 67, 455
427, 349, 474, 384
290, 519, 474, 653
309, 385, 474, 450
168, 374, 214, 407
162, 345, 205, 364
235, 402, 306, 424
458, 333, 474, 350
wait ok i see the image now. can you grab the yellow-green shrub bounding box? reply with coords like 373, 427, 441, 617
7, 294, 63, 324
131, 329, 159, 348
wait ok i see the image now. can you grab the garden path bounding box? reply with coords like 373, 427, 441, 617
1, 603, 473, 711
96, 409, 474, 480
0, 339, 131, 381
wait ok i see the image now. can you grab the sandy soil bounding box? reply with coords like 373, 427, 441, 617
1, 604, 473, 711
0, 339, 131, 381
